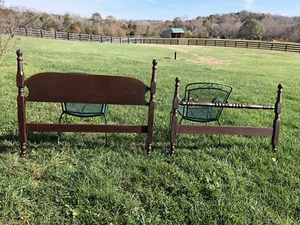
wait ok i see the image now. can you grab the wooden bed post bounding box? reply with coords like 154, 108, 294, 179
272, 84, 283, 153
146, 59, 157, 154
170, 77, 180, 154
16, 49, 27, 157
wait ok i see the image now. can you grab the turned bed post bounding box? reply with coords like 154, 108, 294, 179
272, 84, 283, 153
146, 59, 157, 154
170, 77, 180, 154
16, 49, 27, 157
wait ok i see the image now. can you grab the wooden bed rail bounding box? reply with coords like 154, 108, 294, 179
16, 49, 158, 157
170, 77, 283, 154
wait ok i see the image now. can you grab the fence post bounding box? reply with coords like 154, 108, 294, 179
54, 31, 57, 39
90, 34, 92, 42
25, 28, 28, 36
79, 33, 81, 41
246, 42, 249, 48
258, 42, 261, 49
40, 30, 43, 38
224, 41, 227, 47
285, 44, 287, 52
67, 33, 70, 40
271, 43, 274, 50
111, 36, 113, 43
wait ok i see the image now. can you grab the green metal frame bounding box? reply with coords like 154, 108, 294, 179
170, 82, 232, 144
58, 103, 108, 144
178, 82, 232, 124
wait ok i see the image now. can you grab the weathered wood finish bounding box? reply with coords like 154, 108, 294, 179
16, 49, 157, 157
170, 77, 283, 154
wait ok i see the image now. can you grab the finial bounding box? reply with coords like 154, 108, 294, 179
152, 59, 158, 66
17, 49, 23, 62
17, 49, 23, 57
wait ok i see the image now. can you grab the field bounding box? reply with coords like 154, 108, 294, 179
0, 37, 299, 224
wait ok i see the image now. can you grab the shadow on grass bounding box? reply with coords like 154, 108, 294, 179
1, 129, 272, 157
0, 132, 19, 154
174, 134, 271, 152
23, 132, 158, 155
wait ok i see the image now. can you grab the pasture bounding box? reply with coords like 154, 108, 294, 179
0, 37, 299, 224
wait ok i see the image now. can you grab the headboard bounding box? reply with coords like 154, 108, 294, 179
16, 49, 158, 157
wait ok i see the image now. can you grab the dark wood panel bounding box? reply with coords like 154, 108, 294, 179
25, 73, 149, 105
27, 123, 148, 133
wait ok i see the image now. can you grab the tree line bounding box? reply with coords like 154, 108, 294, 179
1, 4, 300, 42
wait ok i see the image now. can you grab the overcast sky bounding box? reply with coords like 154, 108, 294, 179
5, 0, 300, 20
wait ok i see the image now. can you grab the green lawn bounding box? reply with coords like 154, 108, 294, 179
0, 37, 299, 224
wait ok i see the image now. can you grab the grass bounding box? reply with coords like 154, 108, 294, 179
0, 36, 300, 224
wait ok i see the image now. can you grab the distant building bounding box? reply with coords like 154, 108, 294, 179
161, 28, 185, 38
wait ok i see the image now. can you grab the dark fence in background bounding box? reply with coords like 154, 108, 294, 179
12, 27, 143, 44
10, 27, 300, 53
189, 39, 300, 53
144, 38, 300, 53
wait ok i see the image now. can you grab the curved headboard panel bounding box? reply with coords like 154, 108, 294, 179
25, 72, 149, 105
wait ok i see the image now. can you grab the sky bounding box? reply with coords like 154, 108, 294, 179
4, 0, 300, 20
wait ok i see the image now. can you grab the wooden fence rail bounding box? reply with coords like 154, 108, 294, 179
11, 27, 143, 44
8, 27, 300, 53
143, 38, 300, 53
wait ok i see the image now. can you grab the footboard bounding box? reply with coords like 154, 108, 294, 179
16, 49, 157, 157
170, 77, 283, 154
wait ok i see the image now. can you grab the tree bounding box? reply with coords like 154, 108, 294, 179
238, 18, 265, 40
0, 1, 20, 66
285, 23, 300, 42
62, 13, 72, 32
218, 15, 241, 39
172, 17, 183, 28
261, 15, 284, 40
91, 12, 102, 25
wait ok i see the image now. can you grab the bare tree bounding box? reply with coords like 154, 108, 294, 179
261, 15, 285, 40
285, 23, 300, 42
218, 15, 241, 39
0, 1, 20, 66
